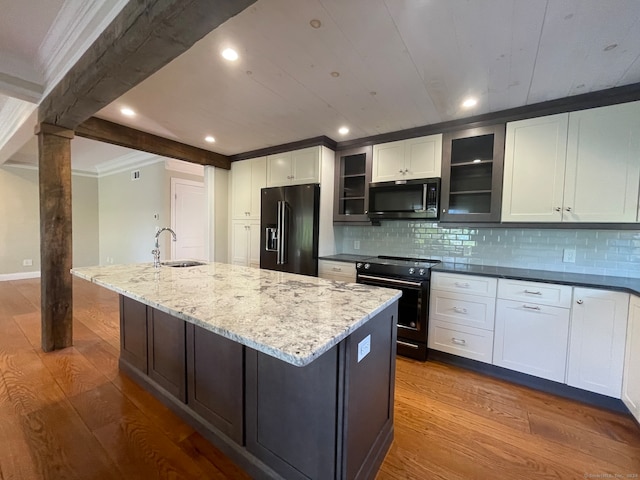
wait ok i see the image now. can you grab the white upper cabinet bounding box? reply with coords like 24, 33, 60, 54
502, 101, 640, 223
623, 295, 640, 423
266, 146, 320, 187
372, 134, 442, 182
567, 288, 629, 398
231, 157, 266, 220
564, 102, 640, 222
502, 113, 568, 222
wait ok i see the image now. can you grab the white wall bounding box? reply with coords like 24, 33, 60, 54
0, 165, 100, 278
98, 159, 206, 265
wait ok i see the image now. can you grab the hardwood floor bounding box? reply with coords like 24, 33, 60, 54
0, 277, 638, 479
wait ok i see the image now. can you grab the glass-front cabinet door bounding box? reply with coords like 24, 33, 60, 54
441, 124, 506, 222
333, 146, 372, 223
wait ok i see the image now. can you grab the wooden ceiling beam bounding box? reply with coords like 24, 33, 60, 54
38, 0, 257, 129
76, 117, 230, 169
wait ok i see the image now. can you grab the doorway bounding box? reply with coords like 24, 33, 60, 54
171, 178, 206, 260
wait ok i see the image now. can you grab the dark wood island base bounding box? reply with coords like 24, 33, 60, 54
119, 295, 398, 480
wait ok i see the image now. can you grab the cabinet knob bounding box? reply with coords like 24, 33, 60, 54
565, 207, 572, 212
404, 168, 409, 173
399, 169, 404, 173
577, 299, 583, 304
555, 207, 561, 212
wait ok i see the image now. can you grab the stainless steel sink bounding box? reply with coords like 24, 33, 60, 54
161, 260, 207, 268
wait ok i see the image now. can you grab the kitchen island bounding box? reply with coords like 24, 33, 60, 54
71, 262, 401, 480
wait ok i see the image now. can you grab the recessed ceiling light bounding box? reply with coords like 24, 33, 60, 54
205, 136, 215, 143
338, 126, 349, 135
120, 107, 135, 117
462, 98, 477, 108
309, 19, 322, 29
330, 71, 340, 78
604, 43, 618, 52
222, 48, 239, 61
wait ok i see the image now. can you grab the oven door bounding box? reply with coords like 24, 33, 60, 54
356, 273, 429, 356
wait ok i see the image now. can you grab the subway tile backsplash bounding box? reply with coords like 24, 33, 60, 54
337, 222, 640, 278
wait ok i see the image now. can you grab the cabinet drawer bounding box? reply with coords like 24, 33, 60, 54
429, 291, 496, 330
431, 272, 497, 297
497, 279, 572, 308
318, 260, 356, 283
428, 321, 494, 363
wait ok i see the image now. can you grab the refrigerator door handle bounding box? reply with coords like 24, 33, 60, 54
277, 201, 289, 265
276, 201, 283, 264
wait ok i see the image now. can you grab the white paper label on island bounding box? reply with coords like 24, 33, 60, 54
357, 335, 371, 363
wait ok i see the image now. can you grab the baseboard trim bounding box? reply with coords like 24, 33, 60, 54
0, 271, 41, 282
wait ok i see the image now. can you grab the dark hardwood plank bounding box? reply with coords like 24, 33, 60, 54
179, 432, 253, 480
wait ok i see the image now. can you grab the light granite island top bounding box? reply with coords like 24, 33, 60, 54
71, 261, 401, 367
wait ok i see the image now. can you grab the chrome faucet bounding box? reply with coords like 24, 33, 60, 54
152, 227, 177, 267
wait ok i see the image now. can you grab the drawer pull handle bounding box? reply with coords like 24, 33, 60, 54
332, 267, 342, 271
454, 282, 470, 288
453, 307, 468, 314
576, 299, 583, 304
522, 304, 541, 310
524, 290, 542, 295
451, 338, 466, 346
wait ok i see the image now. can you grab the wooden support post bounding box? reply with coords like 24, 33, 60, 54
36, 123, 74, 352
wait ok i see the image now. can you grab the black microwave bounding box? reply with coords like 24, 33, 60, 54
367, 178, 440, 220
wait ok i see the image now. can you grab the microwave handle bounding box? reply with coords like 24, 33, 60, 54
422, 184, 427, 210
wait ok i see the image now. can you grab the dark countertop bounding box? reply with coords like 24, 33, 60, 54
433, 263, 640, 296
319, 254, 373, 263
319, 254, 640, 296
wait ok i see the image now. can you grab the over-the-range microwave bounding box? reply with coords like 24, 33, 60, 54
367, 177, 440, 220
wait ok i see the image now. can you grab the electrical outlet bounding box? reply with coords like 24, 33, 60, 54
354, 240, 360, 250
22, 259, 32, 266
563, 248, 576, 263
357, 335, 371, 363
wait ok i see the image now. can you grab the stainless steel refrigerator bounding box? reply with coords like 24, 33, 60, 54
260, 183, 320, 276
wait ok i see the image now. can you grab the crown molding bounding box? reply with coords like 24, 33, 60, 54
1, 162, 98, 178
38, 0, 129, 97
0, 98, 37, 161
165, 158, 205, 177
95, 151, 163, 177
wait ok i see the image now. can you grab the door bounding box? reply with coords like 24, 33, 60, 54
291, 147, 320, 185
372, 140, 405, 182
502, 114, 568, 222
260, 187, 286, 271
623, 296, 640, 422
493, 299, 570, 382
231, 221, 249, 266
266, 152, 293, 187
564, 101, 640, 222
568, 288, 629, 397
404, 134, 442, 179
171, 178, 205, 260
284, 184, 319, 276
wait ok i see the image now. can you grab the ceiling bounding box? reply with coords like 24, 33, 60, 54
2, 0, 640, 172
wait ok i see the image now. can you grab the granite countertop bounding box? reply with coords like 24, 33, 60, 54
71, 262, 401, 367
433, 263, 640, 296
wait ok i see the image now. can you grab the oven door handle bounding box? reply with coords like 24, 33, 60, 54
358, 274, 424, 288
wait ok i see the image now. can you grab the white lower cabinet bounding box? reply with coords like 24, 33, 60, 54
429, 321, 494, 363
429, 273, 497, 363
230, 221, 261, 268
567, 288, 629, 398
318, 260, 356, 283
623, 295, 640, 421
493, 280, 572, 382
